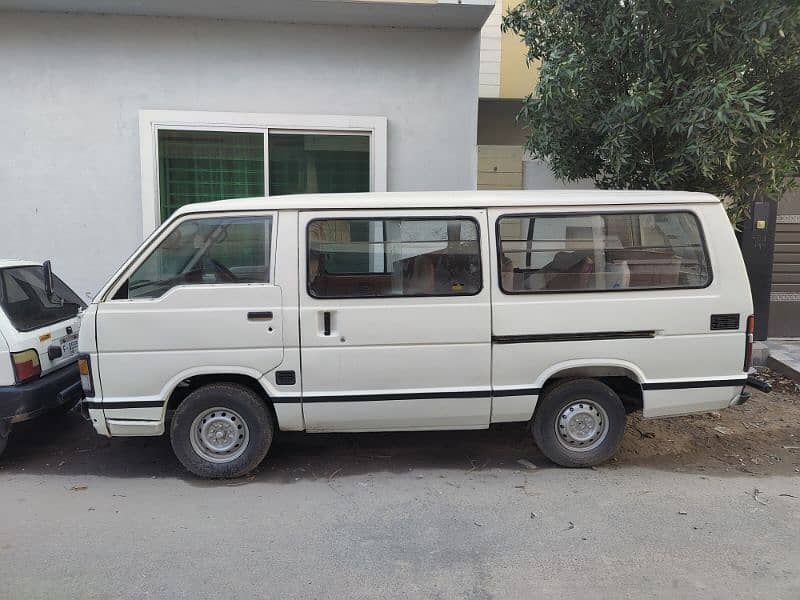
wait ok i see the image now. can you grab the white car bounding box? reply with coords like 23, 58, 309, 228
78, 190, 755, 478
0, 260, 85, 456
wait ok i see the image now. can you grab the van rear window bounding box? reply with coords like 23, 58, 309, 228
497, 212, 711, 293
0, 266, 85, 332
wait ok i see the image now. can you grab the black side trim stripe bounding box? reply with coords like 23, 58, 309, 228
493, 331, 655, 344
491, 387, 542, 397
301, 389, 492, 403
92, 401, 165, 410
271, 397, 302, 404
642, 378, 747, 391
84, 379, 745, 410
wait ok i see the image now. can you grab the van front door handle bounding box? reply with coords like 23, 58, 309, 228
247, 311, 273, 321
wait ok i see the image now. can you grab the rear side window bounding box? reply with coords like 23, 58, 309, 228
123, 215, 272, 300
307, 217, 482, 298
497, 212, 711, 293
0, 266, 85, 332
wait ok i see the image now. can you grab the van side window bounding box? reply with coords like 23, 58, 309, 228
123, 216, 272, 299
307, 217, 482, 298
497, 212, 711, 293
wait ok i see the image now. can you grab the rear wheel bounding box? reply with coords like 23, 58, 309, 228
170, 383, 273, 478
532, 378, 626, 467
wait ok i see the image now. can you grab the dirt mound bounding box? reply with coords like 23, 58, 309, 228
617, 369, 800, 475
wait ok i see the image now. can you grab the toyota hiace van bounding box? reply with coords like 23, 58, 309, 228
78, 191, 754, 477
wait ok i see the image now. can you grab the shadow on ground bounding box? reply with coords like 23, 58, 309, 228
0, 410, 548, 483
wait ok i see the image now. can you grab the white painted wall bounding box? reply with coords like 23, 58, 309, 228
478, 0, 502, 98
523, 159, 595, 191
0, 12, 480, 299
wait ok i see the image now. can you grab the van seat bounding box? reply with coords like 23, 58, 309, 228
541, 251, 595, 291
310, 273, 393, 297
395, 251, 481, 295
607, 249, 681, 288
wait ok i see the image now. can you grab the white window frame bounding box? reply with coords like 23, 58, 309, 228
138, 109, 388, 235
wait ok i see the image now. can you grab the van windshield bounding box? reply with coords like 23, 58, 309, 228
0, 266, 86, 332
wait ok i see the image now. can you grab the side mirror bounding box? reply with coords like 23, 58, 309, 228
42, 260, 54, 299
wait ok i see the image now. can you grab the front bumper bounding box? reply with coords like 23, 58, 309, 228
0, 363, 83, 423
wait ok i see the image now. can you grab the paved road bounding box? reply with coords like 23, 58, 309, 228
1, 411, 798, 599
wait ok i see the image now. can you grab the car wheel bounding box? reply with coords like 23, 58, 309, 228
170, 383, 274, 479
532, 378, 626, 468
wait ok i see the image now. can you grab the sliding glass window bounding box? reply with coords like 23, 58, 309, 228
157, 129, 371, 221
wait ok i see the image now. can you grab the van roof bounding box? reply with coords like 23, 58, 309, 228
173, 190, 720, 217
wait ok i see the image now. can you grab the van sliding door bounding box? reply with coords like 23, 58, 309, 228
298, 209, 492, 431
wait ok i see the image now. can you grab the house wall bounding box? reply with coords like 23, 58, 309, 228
479, 0, 538, 100
0, 11, 480, 298
477, 99, 594, 192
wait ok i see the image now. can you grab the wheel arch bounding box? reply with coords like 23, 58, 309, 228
162, 368, 279, 428
535, 360, 646, 414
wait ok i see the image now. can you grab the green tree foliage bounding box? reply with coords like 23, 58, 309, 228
503, 0, 800, 223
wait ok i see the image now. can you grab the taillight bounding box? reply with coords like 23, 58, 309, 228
11, 349, 41, 384
743, 314, 755, 371
77, 354, 94, 397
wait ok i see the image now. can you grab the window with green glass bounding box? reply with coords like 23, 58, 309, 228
158, 130, 265, 221
268, 133, 370, 196
157, 129, 371, 222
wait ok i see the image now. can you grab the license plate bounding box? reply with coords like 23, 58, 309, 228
61, 333, 79, 358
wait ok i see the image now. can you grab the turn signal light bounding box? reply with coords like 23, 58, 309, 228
11, 349, 41, 384
77, 354, 95, 397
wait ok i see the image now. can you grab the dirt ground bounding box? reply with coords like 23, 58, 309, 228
618, 368, 800, 476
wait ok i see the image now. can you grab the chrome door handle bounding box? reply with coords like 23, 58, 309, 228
247, 311, 273, 321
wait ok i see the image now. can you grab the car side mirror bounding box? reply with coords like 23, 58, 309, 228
42, 260, 63, 306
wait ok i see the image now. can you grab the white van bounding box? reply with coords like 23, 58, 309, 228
78, 191, 754, 478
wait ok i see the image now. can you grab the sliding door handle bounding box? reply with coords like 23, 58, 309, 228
323, 311, 331, 336
247, 311, 273, 321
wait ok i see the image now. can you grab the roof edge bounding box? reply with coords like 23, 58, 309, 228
172, 190, 722, 217
0, 0, 495, 30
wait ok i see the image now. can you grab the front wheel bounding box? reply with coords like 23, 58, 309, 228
532, 378, 626, 467
170, 383, 274, 478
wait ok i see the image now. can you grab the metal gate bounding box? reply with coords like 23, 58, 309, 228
769, 191, 800, 337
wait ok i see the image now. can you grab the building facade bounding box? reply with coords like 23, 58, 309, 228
0, 0, 493, 298
476, 0, 592, 192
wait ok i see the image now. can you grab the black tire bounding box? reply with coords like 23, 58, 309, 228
170, 383, 274, 479
532, 378, 626, 468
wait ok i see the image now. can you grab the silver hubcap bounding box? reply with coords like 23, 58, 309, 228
555, 400, 609, 452
190, 407, 250, 463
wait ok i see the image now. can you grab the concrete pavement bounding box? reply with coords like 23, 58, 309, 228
1, 411, 799, 599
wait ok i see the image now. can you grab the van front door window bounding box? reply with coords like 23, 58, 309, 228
124, 216, 272, 299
